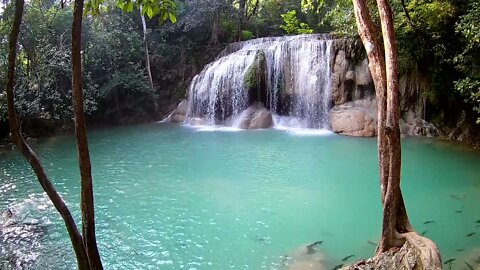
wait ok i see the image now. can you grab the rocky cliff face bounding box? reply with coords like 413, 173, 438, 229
329, 38, 479, 144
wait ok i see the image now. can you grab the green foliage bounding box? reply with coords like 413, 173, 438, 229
321, 0, 357, 37
301, 0, 324, 13
241, 30, 254, 40
280, 10, 313, 35
84, 0, 177, 24
454, 0, 480, 122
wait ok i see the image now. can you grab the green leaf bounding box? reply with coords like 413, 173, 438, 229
161, 11, 168, 21
168, 12, 176, 23
125, 1, 133, 12
147, 7, 154, 18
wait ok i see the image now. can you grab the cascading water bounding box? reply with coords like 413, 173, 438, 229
185, 34, 333, 129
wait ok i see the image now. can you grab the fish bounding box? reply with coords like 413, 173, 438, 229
421, 230, 428, 236
456, 249, 465, 252
450, 194, 462, 201
367, 240, 377, 246
423, 220, 435, 224
455, 210, 463, 213
475, 219, 480, 224
464, 261, 474, 270
249, 235, 270, 243
306, 241, 323, 254
306, 241, 323, 248
342, 255, 354, 262
466, 232, 476, 237
444, 258, 456, 264
332, 264, 343, 270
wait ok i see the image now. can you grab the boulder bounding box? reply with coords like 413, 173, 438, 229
400, 117, 438, 137
165, 100, 189, 123
235, 102, 273, 129
330, 99, 377, 137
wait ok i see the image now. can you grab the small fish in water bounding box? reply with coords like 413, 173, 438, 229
342, 255, 354, 262
444, 258, 456, 264
306, 241, 323, 254
456, 249, 465, 252
450, 194, 462, 201
466, 232, 476, 237
424, 220, 435, 224
421, 230, 428, 236
475, 219, 480, 224
367, 240, 377, 246
455, 210, 463, 213
332, 264, 343, 270
464, 261, 474, 270
306, 241, 323, 248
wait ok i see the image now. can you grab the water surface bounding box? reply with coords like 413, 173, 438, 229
1, 123, 479, 269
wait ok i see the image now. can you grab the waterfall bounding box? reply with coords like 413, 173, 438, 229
186, 34, 333, 129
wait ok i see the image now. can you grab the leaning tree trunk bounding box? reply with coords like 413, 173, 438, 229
5, 0, 89, 269
139, 4, 158, 118
352, 1, 441, 268
71, 0, 103, 268
352, 0, 412, 251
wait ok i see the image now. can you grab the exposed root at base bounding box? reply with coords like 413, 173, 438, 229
342, 232, 442, 270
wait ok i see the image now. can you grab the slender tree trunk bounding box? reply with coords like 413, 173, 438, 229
72, 0, 103, 268
352, 0, 412, 253
237, 0, 246, 41
210, 10, 220, 45
5, 0, 89, 269
139, 4, 158, 118
376, 0, 408, 252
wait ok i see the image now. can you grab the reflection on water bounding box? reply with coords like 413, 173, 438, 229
0, 123, 479, 269
1, 194, 52, 269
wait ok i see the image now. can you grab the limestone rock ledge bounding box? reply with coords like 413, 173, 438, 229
330, 99, 377, 137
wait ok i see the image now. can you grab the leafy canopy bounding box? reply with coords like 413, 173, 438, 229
280, 10, 313, 35
85, 0, 177, 23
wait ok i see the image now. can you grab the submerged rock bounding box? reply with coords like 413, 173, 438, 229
282, 242, 327, 270
235, 102, 273, 129
330, 99, 377, 137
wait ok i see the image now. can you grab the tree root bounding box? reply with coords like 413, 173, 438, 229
342, 232, 442, 270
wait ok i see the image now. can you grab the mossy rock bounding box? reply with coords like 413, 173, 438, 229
244, 50, 267, 106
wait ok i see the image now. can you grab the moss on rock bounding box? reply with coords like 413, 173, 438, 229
244, 50, 267, 106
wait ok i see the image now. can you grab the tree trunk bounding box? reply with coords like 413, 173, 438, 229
5, 0, 90, 269
140, 4, 158, 118
71, 0, 103, 268
237, 0, 246, 41
352, 0, 412, 253
375, 0, 410, 252
210, 10, 220, 45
